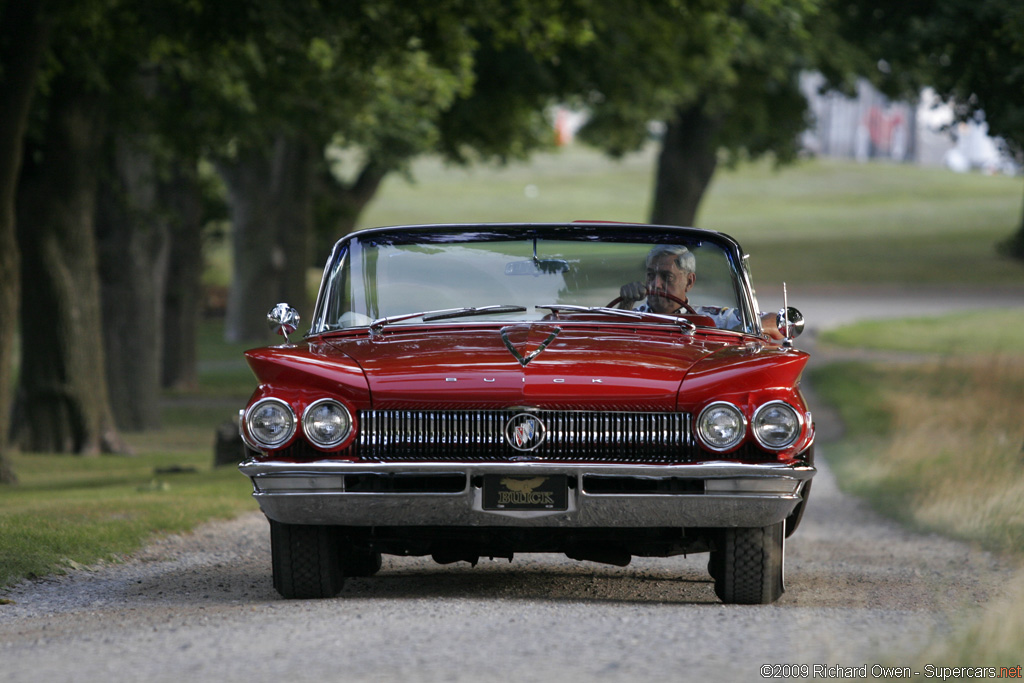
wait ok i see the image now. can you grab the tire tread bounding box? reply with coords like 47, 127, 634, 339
712, 522, 784, 605
270, 520, 344, 599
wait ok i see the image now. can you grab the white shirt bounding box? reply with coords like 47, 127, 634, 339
635, 302, 743, 331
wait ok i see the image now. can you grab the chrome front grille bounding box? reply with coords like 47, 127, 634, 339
356, 409, 696, 463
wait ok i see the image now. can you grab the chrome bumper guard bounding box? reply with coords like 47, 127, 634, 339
240, 460, 815, 528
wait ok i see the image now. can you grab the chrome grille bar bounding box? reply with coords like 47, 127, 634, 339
357, 409, 695, 463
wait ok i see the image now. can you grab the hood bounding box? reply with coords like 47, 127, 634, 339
325, 324, 718, 410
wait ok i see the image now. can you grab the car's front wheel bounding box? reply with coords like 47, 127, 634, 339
270, 519, 344, 599
710, 522, 784, 605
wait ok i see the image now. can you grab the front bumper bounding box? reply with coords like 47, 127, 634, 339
240, 460, 815, 528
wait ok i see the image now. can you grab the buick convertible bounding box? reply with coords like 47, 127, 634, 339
239, 222, 815, 604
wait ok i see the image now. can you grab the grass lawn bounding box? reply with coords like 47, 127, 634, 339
0, 320, 257, 590
0, 449, 253, 587
359, 145, 1024, 286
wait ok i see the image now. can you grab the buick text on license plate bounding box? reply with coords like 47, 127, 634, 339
482, 475, 568, 511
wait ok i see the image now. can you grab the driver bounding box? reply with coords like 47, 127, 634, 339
618, 244, 783, 339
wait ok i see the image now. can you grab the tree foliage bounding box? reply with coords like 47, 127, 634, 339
214, 0, 597, 340
554, 0, 823, 225
830, 0, 1024, 256
12, 0, 994, 467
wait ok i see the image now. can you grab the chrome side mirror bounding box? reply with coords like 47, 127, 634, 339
268, 303, 300, 343
776, 306, 804, 343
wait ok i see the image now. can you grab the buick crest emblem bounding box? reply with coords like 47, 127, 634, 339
504, 413, 547, 451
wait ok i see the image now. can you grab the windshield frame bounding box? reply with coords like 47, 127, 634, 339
308, 223, 761, 337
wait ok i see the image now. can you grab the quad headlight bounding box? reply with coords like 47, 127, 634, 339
302, 399, 353, 448
752, 401, 803, 450
697, 402, 747, 452
245, 398, 296, 448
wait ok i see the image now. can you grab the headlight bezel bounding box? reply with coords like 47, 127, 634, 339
696, 401, 748, 452
751, 400, 804, 451
244, 397, 297, 449
301, 398, 353, 449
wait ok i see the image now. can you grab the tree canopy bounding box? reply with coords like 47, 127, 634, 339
830, 0, 1024, 256
3, 0, 1018, 480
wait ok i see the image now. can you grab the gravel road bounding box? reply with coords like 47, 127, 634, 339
1, 287, 1021, 683
0, 460, 1014, 683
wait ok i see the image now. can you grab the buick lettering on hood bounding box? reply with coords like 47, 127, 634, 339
239, 223, 815, 604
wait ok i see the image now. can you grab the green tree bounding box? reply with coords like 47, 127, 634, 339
96, 3, 288, 423
562, 0, 821, 226
214, 4, 479, 340
13, 0, 250, 444
16, 62, 125, 452
218, 1, 594, 341
0, 0, 51, 481
829, 0, 1024, 258
438, 1, 825, 228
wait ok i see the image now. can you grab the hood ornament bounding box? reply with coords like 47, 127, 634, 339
500, 325, 561, 367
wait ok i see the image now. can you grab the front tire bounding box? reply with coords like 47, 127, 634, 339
270, 519, 344, 599
711, 522, 784, 605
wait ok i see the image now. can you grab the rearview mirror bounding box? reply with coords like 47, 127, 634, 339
505, 259, 569, 276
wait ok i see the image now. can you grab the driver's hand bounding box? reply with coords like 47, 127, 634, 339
619, 281, 647, 303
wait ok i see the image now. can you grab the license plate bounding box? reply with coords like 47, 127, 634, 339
483, 474, 568, 511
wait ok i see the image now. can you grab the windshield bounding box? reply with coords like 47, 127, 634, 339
312, 226, 754, 334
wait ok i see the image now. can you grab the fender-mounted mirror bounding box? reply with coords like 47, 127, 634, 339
776, 306, 805, 342
268, 303, 300, 343
776, 283, 804, 347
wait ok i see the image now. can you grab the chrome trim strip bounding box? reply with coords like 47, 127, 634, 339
240, 460, 815, 528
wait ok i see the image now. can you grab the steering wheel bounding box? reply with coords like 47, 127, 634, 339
606, 289, 697, 315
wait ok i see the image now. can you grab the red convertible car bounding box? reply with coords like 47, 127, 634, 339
239, 223, 815, 604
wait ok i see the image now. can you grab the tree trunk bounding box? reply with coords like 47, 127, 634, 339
1002, 183, 1024, 261
14, 82, 125, 455
220, 135, 317, 343
0, 0, 50, 482
649, 104, 722, 227
97, 133, 170, 431
274, 137, 316, 326
314, 158, 388, 260
161, 160, 204, 390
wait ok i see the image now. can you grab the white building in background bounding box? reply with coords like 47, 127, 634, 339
800, 73, 1019, 174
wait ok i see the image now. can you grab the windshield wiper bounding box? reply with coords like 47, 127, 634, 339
370, 304, 527, 332
423, 304, 527, 321
536, 304, 696, 332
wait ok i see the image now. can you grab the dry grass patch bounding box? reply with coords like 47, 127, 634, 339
829, 356, 1024, 554
814, 350, 1024, 668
